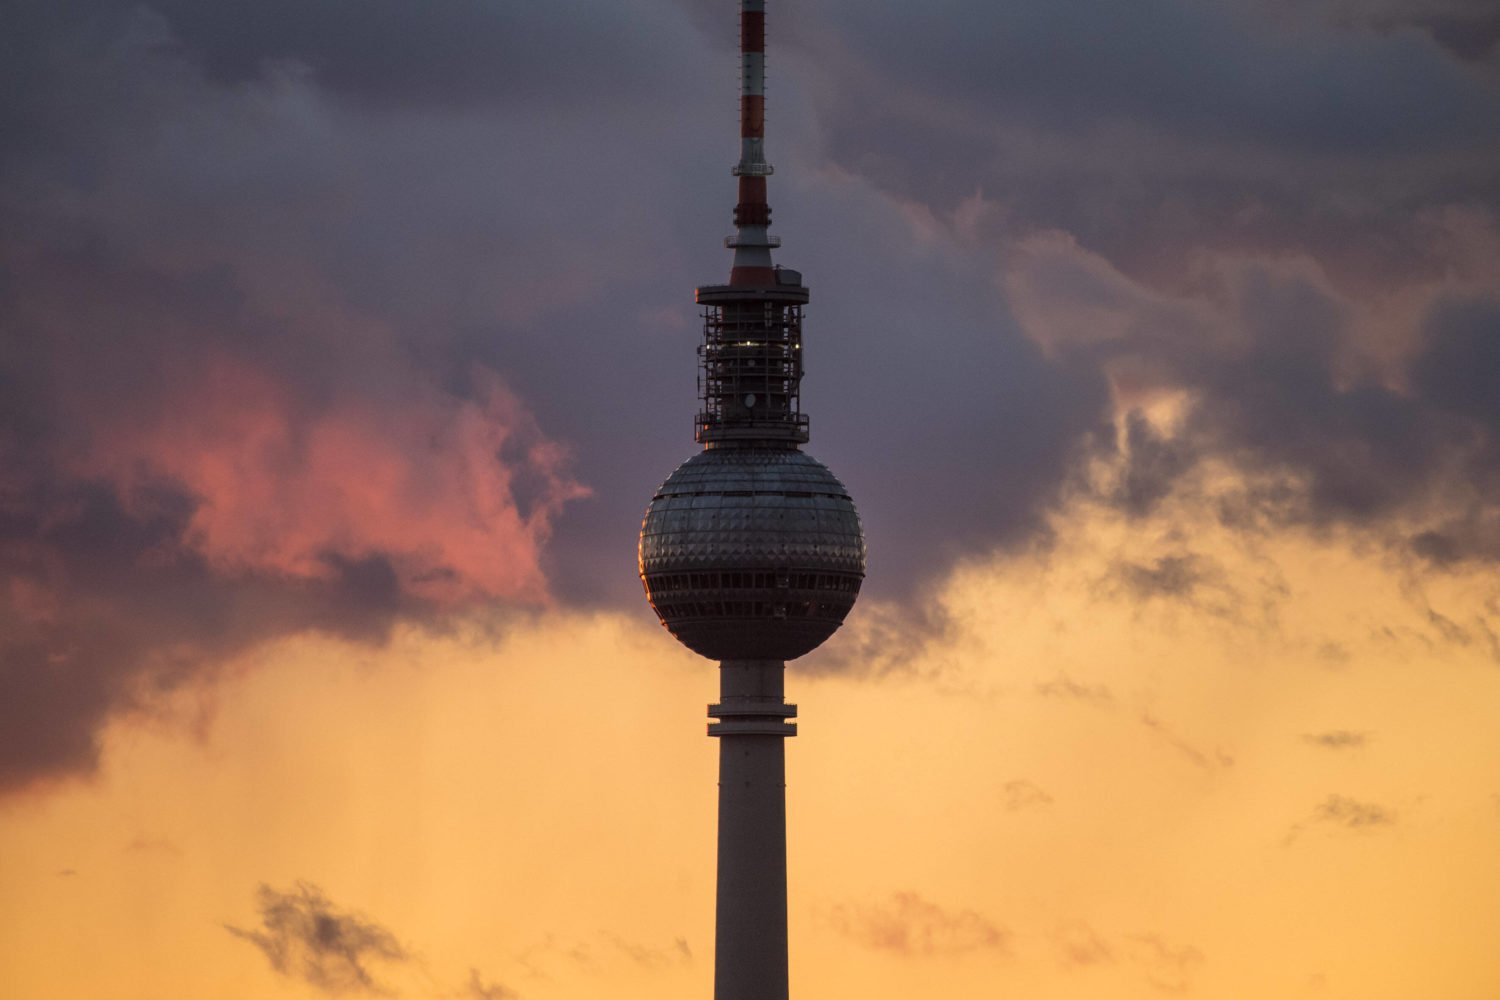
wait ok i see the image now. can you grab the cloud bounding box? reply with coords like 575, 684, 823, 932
1053, 920, 1114, 968
1001, 779, 1053, 812
1113, 542, 1287, 629
124, 834, 184, 856
827, 892, 1010, 957
600, 933, 693, 971
1138, 712, 1235, 771
6, 0, 1500, 799
1260, 0, 1500, 64
71, 357, 584, 604
1005, 227, 1500, 558
1126, 933, 1204, 993
226, 882, 410, 995
1036, 672, 1232, 770
0, 6, 598, 794
508, 931, 692, 981
1312, 794, 1398, 829
779, 1, 1500, 591
0, 361, 586, 794
1114, 555, 1210, 600
1286, 794, 1398, 843
1109, 553, 1244, 621
1035, 674, 1114, 706
815, 0, 1497, 154
1301, 730, 1371, 750
1053, 922, 1203, 990
462, 968, 517, 1000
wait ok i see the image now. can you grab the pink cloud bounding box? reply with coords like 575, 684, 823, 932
74, 355, 588, 606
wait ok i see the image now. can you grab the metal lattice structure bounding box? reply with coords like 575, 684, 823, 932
696, 281, 809, 445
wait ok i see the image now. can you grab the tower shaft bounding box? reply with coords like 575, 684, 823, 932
709, 659, 795, 1000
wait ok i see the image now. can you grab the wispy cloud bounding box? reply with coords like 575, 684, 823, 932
462, 968, 517, 1000
510, 931, 691, 980
226, 882, 409, 995
827, 892, 1010, 958
1053, 920, 1114, 968
1113, 554, 1215, 601
600, 933, 693, 971
1139, 712, 1235, 771
1286, 794, 1398, 844
1001, 779, 1054, 812
124, 833, 184, 856
1035, 674, 1114, 706
1053, 921, 1202, 991
1126, 933, 1204, 993
1300, 730, 1371, 750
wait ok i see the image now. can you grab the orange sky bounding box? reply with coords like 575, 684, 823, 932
4, 489, 1498, 1000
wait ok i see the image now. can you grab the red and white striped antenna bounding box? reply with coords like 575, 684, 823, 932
728, 0, 779, 287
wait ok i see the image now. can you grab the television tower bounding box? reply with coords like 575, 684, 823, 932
638, 3, 866, 999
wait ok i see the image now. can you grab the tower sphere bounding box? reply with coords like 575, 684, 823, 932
640, 448, 865, 661
638, 0, 863, 667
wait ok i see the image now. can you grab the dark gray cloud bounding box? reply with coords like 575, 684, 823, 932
1115, 415, 1197, 517
6, 0, 1500, 796
0, 1, 663, 792
1260, 0, 1500, 64
779, 2, 1500, 576
227, 882, 410, 995
814, 0, 1497, 151
0, 472, 417, 793
2, 0, 699, 117
1113, 554, 1217, 601
827, 892, 1010, 957
782, 0, 1500, 271
1106, 551, 1262, 624
780, 0, 1500, 571
1160, 288, 1497, 532
1407, 13, 1500, 62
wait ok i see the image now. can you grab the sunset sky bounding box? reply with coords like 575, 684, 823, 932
4, 2, 1500, 998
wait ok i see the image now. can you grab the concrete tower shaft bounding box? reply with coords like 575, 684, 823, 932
710, 659, 794, 1000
